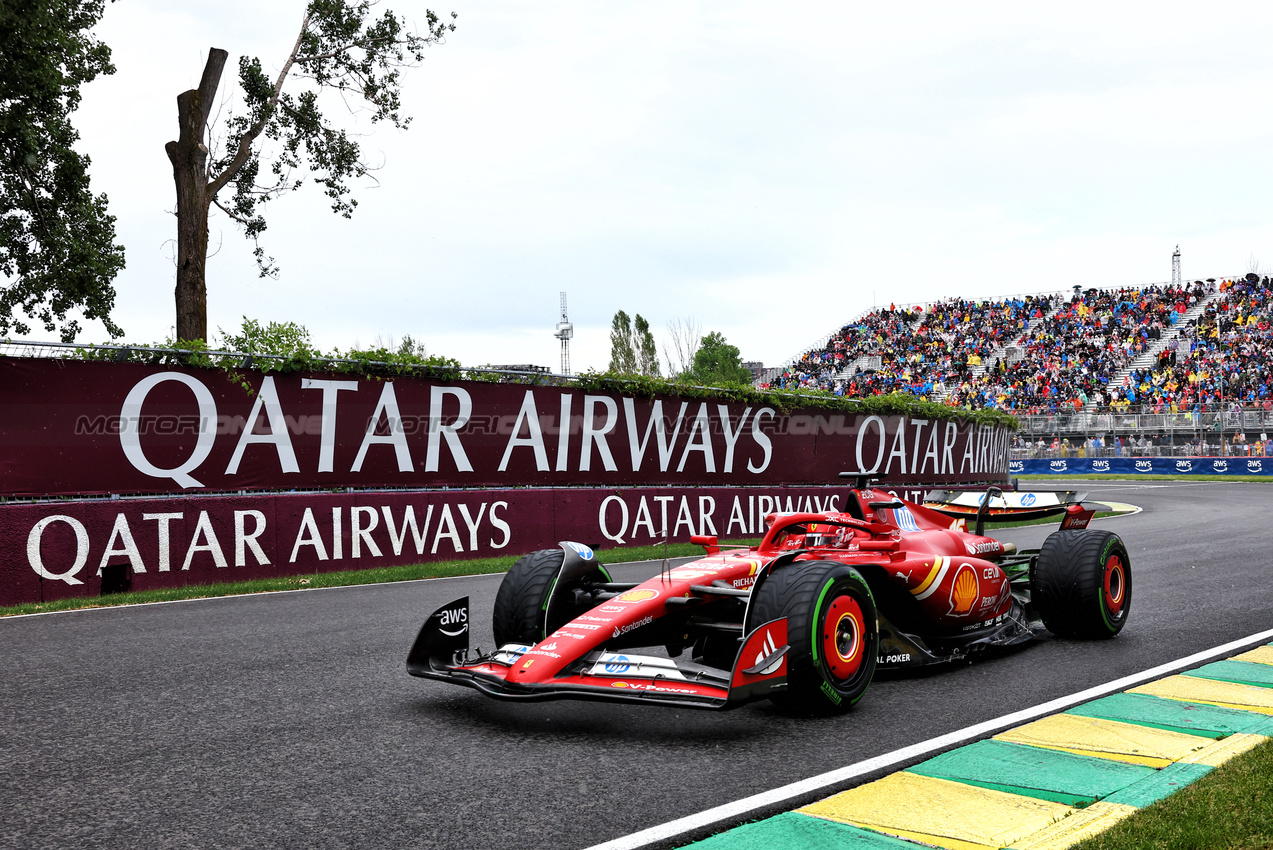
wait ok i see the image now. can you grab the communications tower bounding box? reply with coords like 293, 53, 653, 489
1172, 245, 1181, 288
554, 291, 573, 375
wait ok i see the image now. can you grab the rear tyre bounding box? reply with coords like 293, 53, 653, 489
748, 561, 878, 715
492, 549, 606, 646
1032, 530, 1131, 639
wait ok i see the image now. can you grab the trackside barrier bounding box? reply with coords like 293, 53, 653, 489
7, 484, 933, 608
0, 358, 1012, 496
0, 354, 1014, 606
1011, 458, 1273, 476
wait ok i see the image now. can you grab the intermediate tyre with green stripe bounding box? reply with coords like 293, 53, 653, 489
1032, 530, 1131, 639
748, 560, 878, 715
492, 549, 606, 646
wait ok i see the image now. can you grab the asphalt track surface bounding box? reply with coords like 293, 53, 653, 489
2, 481, 1271, 850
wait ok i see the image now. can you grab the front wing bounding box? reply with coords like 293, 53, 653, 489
923, 489, 1089, 523
406, 597, 790, 710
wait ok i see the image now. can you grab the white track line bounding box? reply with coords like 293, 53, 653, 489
584, 625, 1273, 850
1091, 501, 1142, 517
0, 556, 695, 621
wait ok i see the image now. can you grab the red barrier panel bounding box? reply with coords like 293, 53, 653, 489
0, 359, 1011, 497
0, 484, 939, 607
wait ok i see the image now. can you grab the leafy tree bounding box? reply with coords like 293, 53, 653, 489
215, 316, 456, 380
218, 316, 321, 360
167, 1, 456, 343
609, 309, 660, 376
686, 331, 752, 386
634, 314, 660, 377
0, 0, 125, 341
609, 310, 637, 373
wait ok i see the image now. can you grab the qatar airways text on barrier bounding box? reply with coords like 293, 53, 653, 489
0, 360, 1012, 496
2, 485, 906, 606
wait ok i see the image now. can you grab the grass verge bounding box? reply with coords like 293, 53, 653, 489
0, 539, 760, 619
1072, 737, 1273, 850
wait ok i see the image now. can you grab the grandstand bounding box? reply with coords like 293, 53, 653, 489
761, 274, 1273, 457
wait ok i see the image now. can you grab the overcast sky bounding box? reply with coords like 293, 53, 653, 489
61, 1, 1273, 372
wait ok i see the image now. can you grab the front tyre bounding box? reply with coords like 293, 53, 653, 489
748, 561, 878, 715
1032, 530, 1131, 639
492, 549, 606, 646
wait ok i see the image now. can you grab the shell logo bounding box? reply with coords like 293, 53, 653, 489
949, 564, 979, 616
611, 681, 629, 688
618, 589, 659, 603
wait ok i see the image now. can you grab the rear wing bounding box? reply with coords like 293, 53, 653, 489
924, 488, 1090, 534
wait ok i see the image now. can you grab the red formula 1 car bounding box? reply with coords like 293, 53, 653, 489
407, 479, 1131, 714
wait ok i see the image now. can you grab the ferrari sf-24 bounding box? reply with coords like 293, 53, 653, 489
407, 479, 1130, 714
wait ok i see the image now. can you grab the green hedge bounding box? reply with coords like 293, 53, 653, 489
67, 338, 1015, 429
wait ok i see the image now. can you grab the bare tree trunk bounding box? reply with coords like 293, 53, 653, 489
663, 316, 703, 377
165, 49, 227, 343
167, 107, 209, 343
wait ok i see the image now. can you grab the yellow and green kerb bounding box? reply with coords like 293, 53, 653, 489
682, 644, 1273, 850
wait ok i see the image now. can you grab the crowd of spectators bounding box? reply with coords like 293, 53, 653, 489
1111, 276, 1273, 411
943, 282, 1210, 411
764, 307, 920, 393
764, 295, 1052, 398
763, 280, 1256, 414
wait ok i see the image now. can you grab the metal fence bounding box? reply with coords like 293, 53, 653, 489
1011, 403, 1273, 457
1011, 442, 1272, 459
1014, 407, 1273, 435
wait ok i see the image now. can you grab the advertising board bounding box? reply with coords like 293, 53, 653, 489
1011, 457, 1272, 476
0, 359, 1012, 496
3, 484, 943, 607
0, 359, 1013, 606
